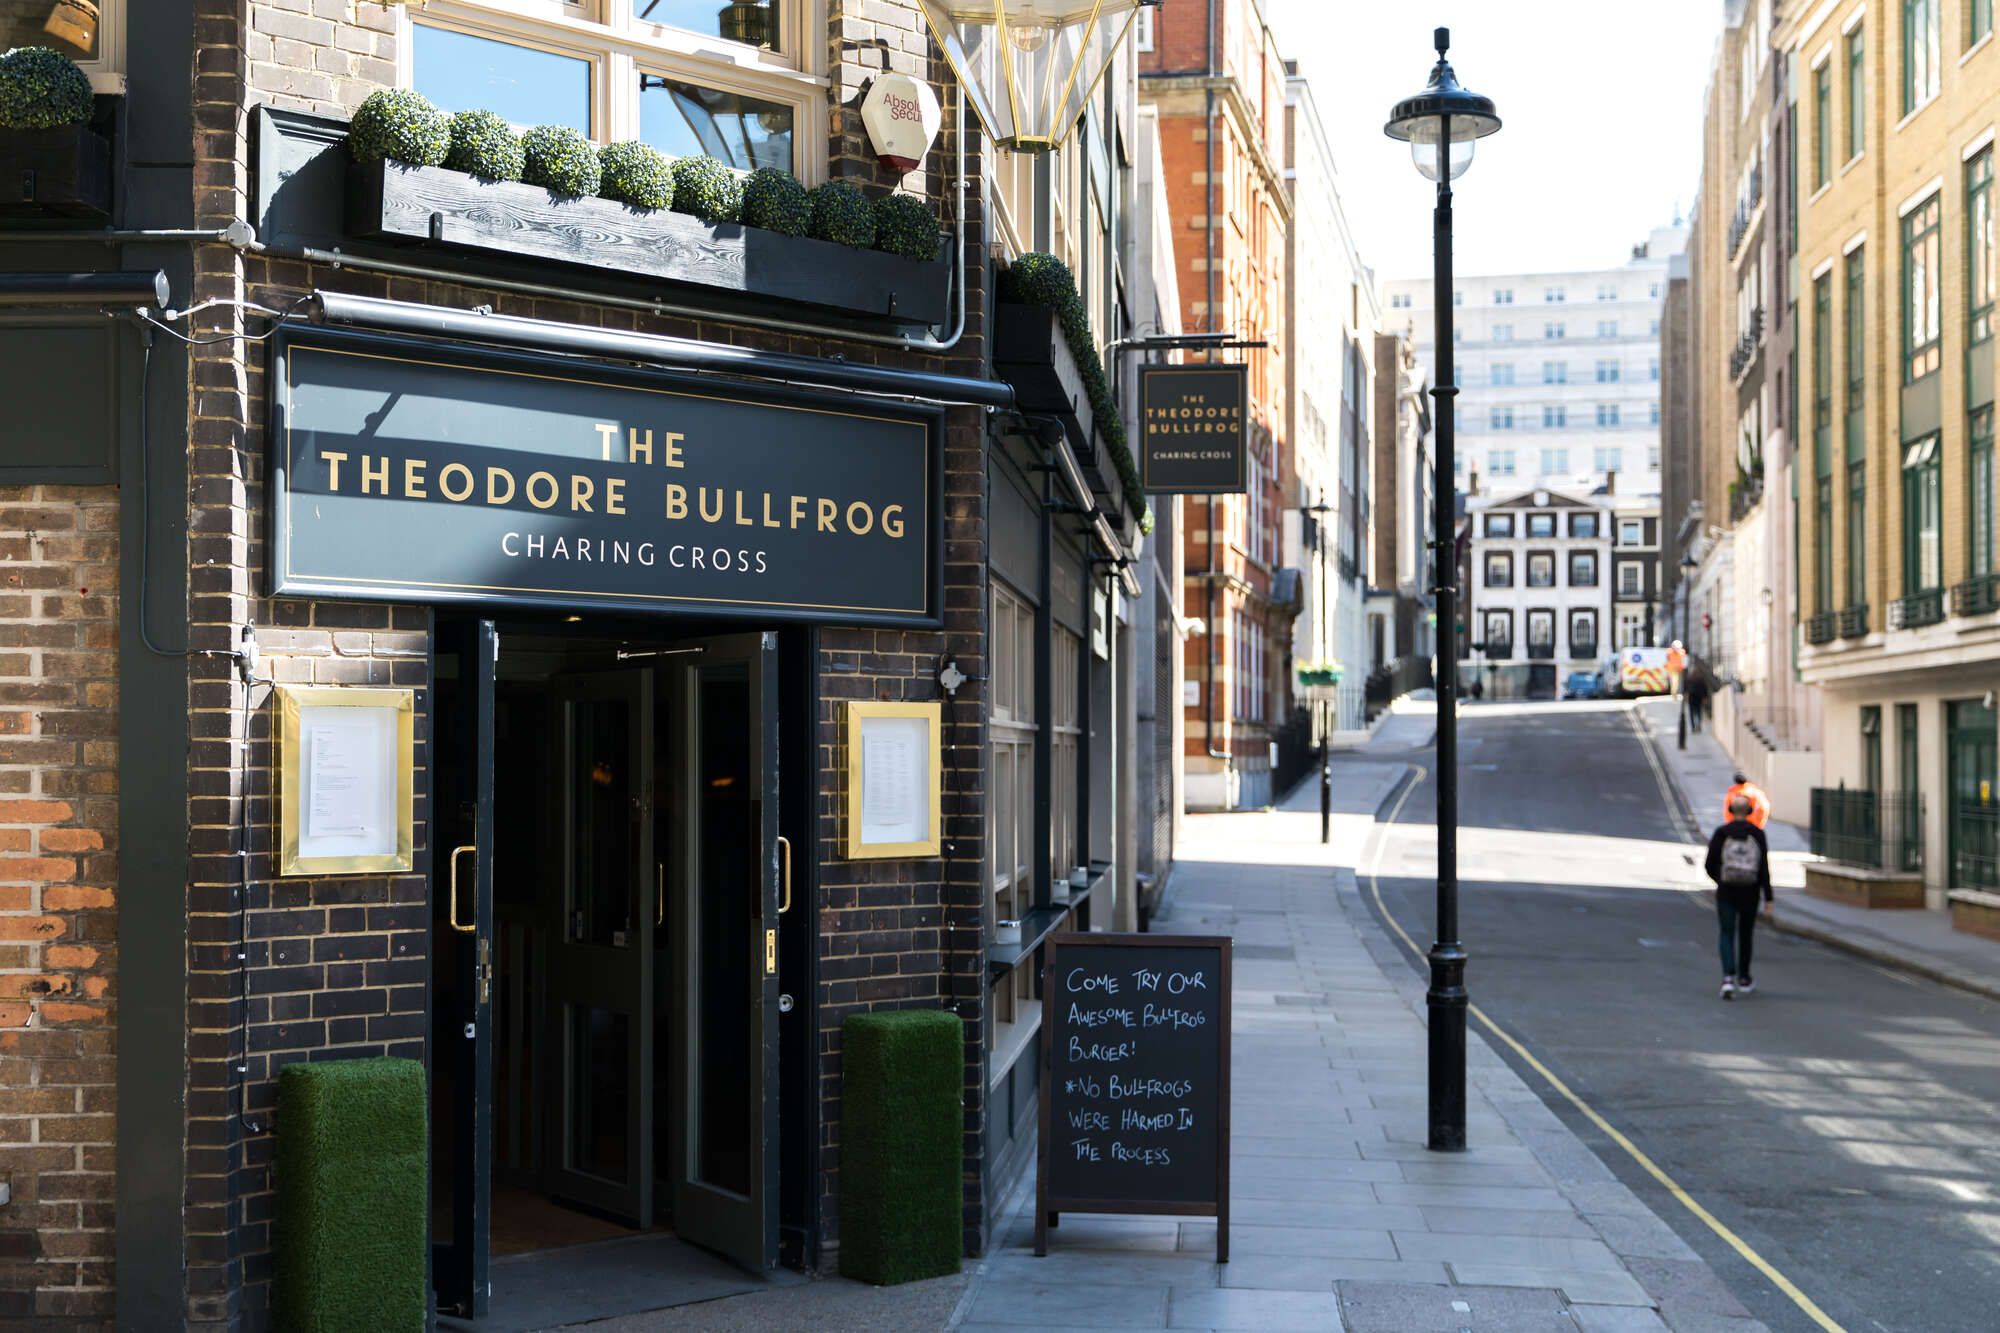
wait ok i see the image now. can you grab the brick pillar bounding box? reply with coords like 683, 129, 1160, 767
0, 483, 121, 1323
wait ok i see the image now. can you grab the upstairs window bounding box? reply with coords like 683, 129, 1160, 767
411, 1, 821, 179
1542, 361, 1567, 385
1494, 288, 1515, 304
1544, 321, 1565, 340
1903, 193, 1942, 382
1903, 0, 1940, 115
1527, 512, 1556, 538
1, 1, 123, 90
1813, 57, 1831, 189
1846, 27, 1865, 159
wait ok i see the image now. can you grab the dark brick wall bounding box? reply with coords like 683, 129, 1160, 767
163, 0, 995, 1324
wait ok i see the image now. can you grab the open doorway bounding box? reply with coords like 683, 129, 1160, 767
429, 621, 786, 1324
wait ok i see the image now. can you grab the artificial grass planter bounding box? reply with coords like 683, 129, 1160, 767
839, 1009, 963, 1286
274, 1057, 427, 1332
599, 139, 673, 209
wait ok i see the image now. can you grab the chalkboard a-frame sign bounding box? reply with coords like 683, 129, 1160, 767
1037, 933, 1231, 1261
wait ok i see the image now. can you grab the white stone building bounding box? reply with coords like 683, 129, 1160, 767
1384, 226, 1687, 501
1464, 488, 1613, 700
1283, 64, 1378, 732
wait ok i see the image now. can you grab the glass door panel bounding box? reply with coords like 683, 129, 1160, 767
670, 633, 779, 1272
544, 670, 655, 1223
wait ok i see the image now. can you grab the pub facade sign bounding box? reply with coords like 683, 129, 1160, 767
1138, 364, 1248, 495
269, 328, 942, 626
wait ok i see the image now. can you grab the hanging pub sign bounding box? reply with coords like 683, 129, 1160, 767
268, 327, 942, 627
1137, 364, 1249, 494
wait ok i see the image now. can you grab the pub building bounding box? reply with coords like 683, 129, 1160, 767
0, 0, 1178, 1326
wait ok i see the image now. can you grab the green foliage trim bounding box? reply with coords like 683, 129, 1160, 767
872, 192, 941, 263
669, 153, 743, 224
347, 89, 449, 167
442, 109, 523, 182
0, 45, 93, 130
598, 139, 673, 210
742, 166, 811, 237
809, 180, 877, 250
520, 123, 601, 197
998, 252, 1150, 526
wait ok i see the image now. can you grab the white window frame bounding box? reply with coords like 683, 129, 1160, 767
1134, 5, 1154, 50
402, 0, 830, 183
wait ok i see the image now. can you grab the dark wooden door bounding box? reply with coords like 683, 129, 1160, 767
433, 618, 498, 1318
543, 668, 657, 1224
669, 633, 780, 1271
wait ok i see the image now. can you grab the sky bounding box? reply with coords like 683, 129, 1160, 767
1264, 1, 1723, 284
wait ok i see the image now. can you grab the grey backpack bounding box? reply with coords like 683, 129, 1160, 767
1719, 830, 1761, 888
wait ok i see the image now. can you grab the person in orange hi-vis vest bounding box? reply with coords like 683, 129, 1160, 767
1665, 641, 1688, 674
1723, 771, 1771, 829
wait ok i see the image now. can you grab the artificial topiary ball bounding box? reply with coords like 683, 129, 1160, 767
597, 140, 673, 210
443, 109, 523, 181
809, 180, 876, 250
347, 88, 450, 167
741, 167, 811, 236
0, 46, 93, 130
520, 124, 601, 197
670, 154, 743, 224
872, 192, 940, 262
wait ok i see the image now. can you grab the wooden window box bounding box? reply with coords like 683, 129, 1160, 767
0, 123, 112, 222
345, 156, 949, 326
992, 301, 1126, 512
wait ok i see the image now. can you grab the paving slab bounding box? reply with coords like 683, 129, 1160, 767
946, 790, 1756, 1332
1335, 1280, 1573, 1333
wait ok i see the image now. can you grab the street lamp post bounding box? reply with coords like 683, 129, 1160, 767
1385, 29, 1500, 1154
1678, 553, 1697, 751
1300, 495, 1335, 844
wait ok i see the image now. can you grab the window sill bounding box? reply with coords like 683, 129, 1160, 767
1839, 152, 1864, 179
1962, 32, 1994, 65
1808, 181, 1833, 207
988, 997, 1043, 1090
1894, 95, 1938, 135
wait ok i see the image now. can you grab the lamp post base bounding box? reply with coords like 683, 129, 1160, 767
1426, 940, 1468, 1152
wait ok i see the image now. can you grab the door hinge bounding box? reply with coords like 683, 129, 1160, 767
764, 928, 777, 975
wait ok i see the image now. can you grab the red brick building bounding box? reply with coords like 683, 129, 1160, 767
1142, 0, 1295, 809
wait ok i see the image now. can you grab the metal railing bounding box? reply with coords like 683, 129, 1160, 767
1363, 654, 1433, 721
1525, 642, 1556, 660
1951, 574, 2000, 617
1890, 589, 1946, 630
1810, 788, 1924, 873
1954, 802, 2000, 888
1838, 604, 1870, 638
1804, 611, 1836, 644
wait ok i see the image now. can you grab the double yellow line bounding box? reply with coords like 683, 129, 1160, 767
1365, 767, 1845, 1333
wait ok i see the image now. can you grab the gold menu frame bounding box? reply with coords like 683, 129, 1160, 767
842, 700, 943, 859
277, 686, 416, 876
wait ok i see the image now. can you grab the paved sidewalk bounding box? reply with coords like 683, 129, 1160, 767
954, 764, 1764, 1332
1633, 696, 2000, 1001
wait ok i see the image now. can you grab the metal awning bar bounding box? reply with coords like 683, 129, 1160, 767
0, 270, 167, 308
308, 290, 1016, 411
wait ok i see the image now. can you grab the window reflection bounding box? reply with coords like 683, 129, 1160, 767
640, 75, 793, 173
632, 0, 777, 52
412, 23, 592, 134
6, 0, 97, 60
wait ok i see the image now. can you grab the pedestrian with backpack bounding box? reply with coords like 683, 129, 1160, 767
1704, 794, 1773, 1000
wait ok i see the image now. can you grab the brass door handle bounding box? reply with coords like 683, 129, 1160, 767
449, 844, 477, 934
777, 835, 792, 914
